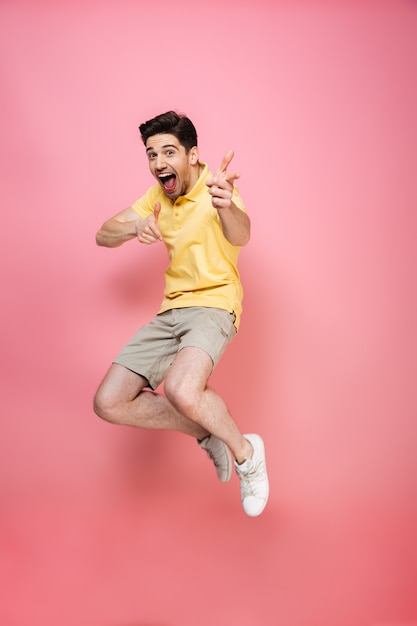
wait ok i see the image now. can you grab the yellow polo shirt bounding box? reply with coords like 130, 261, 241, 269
131, 163, 246, 329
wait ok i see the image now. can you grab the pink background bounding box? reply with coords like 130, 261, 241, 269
1, 1, 416, 625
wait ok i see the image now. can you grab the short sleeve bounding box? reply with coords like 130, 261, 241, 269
131, 185, 160, 218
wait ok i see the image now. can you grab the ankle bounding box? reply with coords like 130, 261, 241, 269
235, 438, 253, 465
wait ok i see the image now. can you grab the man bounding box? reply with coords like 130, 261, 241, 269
94, 111, 269, 516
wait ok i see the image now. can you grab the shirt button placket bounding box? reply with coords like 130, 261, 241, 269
173, 199, 183, 228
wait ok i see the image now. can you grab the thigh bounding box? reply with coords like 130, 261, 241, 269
165, 346, 213, 397
113, 311, 179, 390
175, 307, 237, 368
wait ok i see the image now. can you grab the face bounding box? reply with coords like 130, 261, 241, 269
145, 133, 199, 200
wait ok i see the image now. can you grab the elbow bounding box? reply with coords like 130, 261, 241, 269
95, 230, 115, 248
227, 233, 250, 247
225, 221, 251, 247
96, 226, 118, 248
234, 226, 251, 247
239, 229, 251, 247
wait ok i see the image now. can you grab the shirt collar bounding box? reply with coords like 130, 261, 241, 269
183, 162, 211, 202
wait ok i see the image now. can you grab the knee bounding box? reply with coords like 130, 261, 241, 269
93, 387, 119, 424
164, 379, 198, 417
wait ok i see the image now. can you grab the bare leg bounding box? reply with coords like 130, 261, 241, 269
94, 348, 252, 463
164, 347, 252, 463
93, 363, 209, 439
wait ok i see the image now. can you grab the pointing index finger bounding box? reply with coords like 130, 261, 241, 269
218, 150, 235, 174
216, 150, 240, 184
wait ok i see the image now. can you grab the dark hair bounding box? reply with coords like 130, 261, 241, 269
139, 111, 198, 152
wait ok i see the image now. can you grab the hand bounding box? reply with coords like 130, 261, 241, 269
206, 150, 240, 210
137, 202, 162, 244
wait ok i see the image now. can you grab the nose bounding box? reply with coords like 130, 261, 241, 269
155, 153, 166, 170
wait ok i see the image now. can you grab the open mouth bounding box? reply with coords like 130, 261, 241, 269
159, 173, 177, 193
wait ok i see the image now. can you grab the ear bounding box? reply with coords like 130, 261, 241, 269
189, 146, 199, 165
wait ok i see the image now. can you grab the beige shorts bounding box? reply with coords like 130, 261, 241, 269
113, 307, 237, 390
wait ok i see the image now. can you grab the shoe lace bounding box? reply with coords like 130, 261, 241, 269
204, 447, 221, 468
236, 460, 265, 498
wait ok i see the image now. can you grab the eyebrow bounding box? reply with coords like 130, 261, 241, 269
146, 144, 178, 153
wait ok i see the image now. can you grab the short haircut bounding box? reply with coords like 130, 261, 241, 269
139, 111, 198, 153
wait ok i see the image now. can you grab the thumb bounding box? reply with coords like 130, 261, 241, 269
153, 201, 161, 221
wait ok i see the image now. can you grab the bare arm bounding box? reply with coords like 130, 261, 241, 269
96, 203, 162, 248
213, 199, 251, 247
206, 150, 251, 247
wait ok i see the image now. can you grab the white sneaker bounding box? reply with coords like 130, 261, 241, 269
235, 434, 269, 517
198, 435, 232, 482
